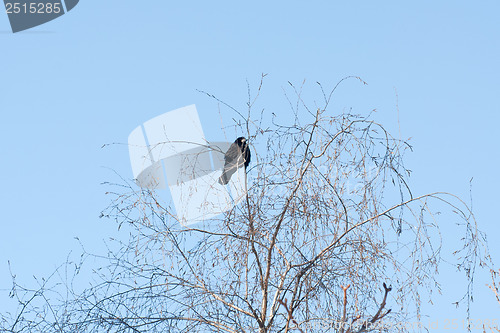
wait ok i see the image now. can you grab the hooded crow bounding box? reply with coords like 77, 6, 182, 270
218, 137, 251, 185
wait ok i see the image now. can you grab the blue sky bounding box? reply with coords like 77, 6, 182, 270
1, 1, 499, 329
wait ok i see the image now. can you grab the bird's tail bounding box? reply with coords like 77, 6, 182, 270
218, 172, 229, 185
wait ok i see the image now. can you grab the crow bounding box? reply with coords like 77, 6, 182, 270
218, 137, 251, 185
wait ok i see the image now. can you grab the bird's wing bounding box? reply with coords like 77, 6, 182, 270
224, 142, 241, 164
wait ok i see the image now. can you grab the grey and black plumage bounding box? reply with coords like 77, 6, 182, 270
218, 137, 251, 185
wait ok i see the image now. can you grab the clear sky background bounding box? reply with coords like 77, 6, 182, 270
0, 1, 499, 330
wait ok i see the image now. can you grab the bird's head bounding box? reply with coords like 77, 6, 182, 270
236, 137, 247, 149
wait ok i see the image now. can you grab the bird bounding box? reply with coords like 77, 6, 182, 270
218, 137, 251, 185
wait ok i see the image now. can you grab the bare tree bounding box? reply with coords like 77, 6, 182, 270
1, 76, 490, 332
